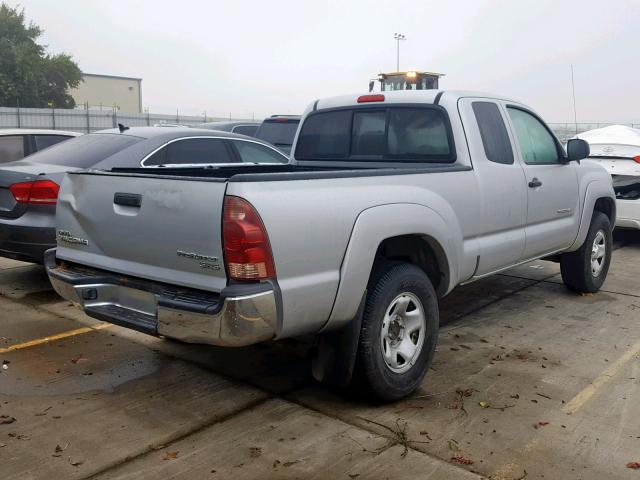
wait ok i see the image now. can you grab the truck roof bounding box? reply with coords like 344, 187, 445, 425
312, 90, 521, 112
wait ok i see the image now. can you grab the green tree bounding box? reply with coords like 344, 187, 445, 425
0, 3, 82, 108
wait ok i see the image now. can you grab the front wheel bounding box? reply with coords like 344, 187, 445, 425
353, 263, 439, 402
560, 211, 612, 293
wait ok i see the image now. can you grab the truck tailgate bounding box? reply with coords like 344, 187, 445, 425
55, 172, 228, 292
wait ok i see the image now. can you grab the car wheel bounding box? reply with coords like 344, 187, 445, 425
560, 211, 612, 293
353, 262, 439, 402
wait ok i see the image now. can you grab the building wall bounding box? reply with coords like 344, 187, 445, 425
70, 74, 142, 113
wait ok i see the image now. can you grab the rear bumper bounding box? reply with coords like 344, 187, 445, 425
0, 223, 55, 264
615, 199, 640, 230
44, 249, 278, 347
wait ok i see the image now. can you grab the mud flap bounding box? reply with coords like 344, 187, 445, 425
311, 292, 366, 388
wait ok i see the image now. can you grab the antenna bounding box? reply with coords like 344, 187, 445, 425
570, 65, 578, 135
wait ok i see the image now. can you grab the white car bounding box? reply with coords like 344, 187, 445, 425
0, 129, 81, 164
578, 125, 640, 229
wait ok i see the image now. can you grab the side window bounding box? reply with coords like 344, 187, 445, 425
34, 135, 72, 151
233, 141, 287, 164
232, 125, 258, 136
507, 107, 560, 165
0, 136, 25, 162
472, 102, 514, 165
164, 138, 235, 165
144, 147, 166, 166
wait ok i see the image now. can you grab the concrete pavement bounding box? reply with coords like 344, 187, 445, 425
1, 231, 639, 479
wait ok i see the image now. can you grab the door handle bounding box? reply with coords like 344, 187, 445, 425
528, 178, 542, 188
114, 192, 142, 207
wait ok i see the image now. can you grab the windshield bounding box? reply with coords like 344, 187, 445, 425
21, 133, 140, 168
255, 120, 299, 147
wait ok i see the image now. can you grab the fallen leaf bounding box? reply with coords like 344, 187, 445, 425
419, 430, 432, 440
70, 355, 86, 364
163, 451, 179, 461
510, 394, 520, 399
0, 415, 16, 425
283, 460, 300, 467
0, 443, 6, 448
35, 407, 52, 417
249, 447, 262, 458
627, 462, 640, 469
479, 401, 490, 408
451, 454, 474, 465
448, 439, 461, 452
533, 421, 550, 429
349, 474, 360, 479
68, 457, 83, 467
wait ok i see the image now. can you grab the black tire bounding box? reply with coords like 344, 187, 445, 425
560, 211, 612, 293
352, 262, 439, 402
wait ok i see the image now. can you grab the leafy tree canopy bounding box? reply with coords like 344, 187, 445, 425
0, 3, 82, 108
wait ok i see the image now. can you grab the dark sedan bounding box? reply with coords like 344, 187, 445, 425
0, 127, 288, 263
196, 120, 261, 137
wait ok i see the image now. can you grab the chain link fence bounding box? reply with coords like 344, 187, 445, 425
0, 106, 254, 133
1, 107, 638, 142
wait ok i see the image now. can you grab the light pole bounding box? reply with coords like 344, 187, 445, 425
393, 33, 406, 72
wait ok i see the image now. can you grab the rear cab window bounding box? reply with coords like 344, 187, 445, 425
295, 106, 455, 163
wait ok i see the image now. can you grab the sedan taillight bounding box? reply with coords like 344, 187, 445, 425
9, 180, 60, 205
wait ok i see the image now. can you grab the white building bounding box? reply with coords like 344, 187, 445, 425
70, 73, 142, 113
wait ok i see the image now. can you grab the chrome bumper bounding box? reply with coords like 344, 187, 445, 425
45, 252, 277, 347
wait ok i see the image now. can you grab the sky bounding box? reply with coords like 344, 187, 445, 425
11, 0, 640, 122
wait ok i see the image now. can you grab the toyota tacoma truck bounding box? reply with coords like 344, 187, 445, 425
45, 90, 615, 401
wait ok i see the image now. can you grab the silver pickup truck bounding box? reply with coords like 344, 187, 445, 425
45, 90, 615, 401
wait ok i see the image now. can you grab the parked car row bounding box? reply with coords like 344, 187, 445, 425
0, 127, 287, 263
198, 115, 301, 154
39, 89, 616, 402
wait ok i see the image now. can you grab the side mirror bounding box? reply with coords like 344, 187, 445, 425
567, 138, 590, 162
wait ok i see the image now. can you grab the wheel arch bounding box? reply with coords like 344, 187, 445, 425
568, 180, 617, 252
321, 203, 458, 333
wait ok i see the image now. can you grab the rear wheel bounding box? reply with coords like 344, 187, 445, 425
353, 263, 439, 402
560, 212, 612, 293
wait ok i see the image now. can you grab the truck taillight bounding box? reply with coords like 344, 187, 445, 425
9, 180, 60, 205
223, 196, 276, 281
634, 155, 640, 164
357, 94, 385, 103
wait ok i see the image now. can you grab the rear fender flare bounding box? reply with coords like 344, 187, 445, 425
321, 203, 459, 332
